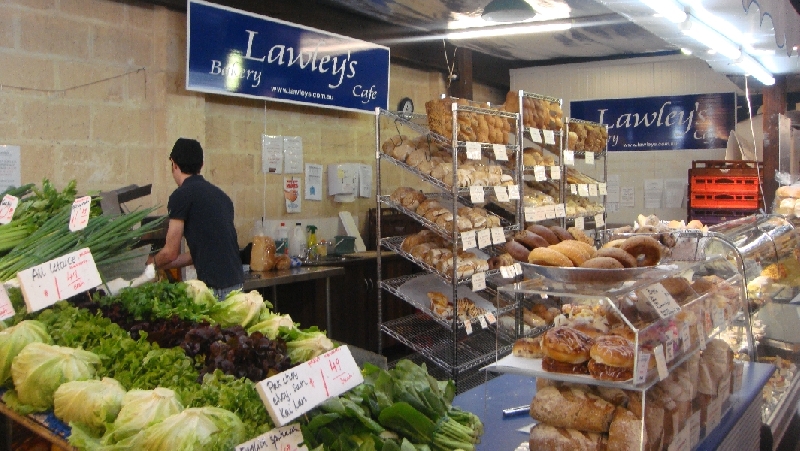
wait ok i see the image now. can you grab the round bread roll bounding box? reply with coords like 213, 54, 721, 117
541, 326, 593, 364
504, 240, 531, 262
619, 235, 662, 267
550, 241, 591, 266
528, 247, 574, 267
686, 219, 704, 230
526, 224, 560, 245
777, 185, 800, 198
549, 226, 574, 242
590, 335, 634, 368
568, 227, 594, 245
595, 247, 637, 268
581, 257, 624, 269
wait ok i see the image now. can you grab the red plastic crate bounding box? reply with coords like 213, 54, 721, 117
690, 176, 761, 195
689, 193, 760, 209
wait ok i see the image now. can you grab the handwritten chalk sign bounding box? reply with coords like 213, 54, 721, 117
17, 248, 102, 313
0, 195, 18, 224
0, 285, 14, 321
69, 196, 92, 231
255, 346, 363, 427
235, 423, 308, 451
641, 283, 681, 319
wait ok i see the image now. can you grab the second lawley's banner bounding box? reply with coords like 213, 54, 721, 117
570, 93, 736, 151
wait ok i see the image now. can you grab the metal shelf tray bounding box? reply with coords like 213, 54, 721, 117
380, 235, 500, 284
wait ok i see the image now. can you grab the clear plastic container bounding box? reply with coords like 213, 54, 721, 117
250, 219, 276, 271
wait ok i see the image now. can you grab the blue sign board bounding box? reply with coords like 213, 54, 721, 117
186, 0, 390, 113
570, 93, 736, 151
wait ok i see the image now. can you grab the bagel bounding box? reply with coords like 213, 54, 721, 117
619, 236, 662, 267
528, 247, 574, 267
526, 224, 560, 245
580, 257, 624, 269
595, 247, 637, 268
602, 239, 627, 249
568, 227, 594, 245
549, 226, 574, 242
550, 241, 590, 266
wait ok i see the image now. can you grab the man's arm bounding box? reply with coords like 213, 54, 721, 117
147, 219, 193, 270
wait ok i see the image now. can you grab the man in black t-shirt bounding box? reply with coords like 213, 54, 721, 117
147, 138, 244, 299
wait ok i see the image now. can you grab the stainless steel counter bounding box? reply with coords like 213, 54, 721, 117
243, 265, 345, 335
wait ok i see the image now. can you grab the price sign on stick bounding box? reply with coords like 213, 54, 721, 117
0, 195, 18, 224
17, 248, 103, 313
69, 196, 92, 231
235, 424, 308, 451
0, 285, 15, 321
256, 346, 363, 427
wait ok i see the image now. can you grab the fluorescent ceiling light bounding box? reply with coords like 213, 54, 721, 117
482, 0, 536, 22
447, 22, 572, 40
682, 17, 742, 60
736, 54, 775, 85
640, 0, 686, 23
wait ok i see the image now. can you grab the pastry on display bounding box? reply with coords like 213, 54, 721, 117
503, 91, 564, 131
512, 336, 544, 358
389, 187, 502, 232
400, 231, 489, 278
541, 326, 593, 374
566, 121, 608, 153
588, 335, 635, 381
426, 97, 512, 145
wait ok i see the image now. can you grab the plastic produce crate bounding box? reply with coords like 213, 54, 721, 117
689, 193, 760, 209
689, 160, 763, 178
690, 176, 761, 195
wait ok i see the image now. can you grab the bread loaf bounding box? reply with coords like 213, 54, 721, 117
528, 424, 607, 451
529, 386, 615, 433
607, 407, 645, 451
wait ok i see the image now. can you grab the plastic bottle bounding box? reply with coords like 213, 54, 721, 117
288, 223, 306, 258
250, 219, 276, 271
275, 222, 289, 255
306, 225, 318, 259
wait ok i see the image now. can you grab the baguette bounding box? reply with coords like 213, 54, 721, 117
529, 386, 615, 433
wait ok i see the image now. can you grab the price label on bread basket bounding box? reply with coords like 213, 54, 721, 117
574, 217, 584, 230
490, 227, 505, 245
570, 184, 578, 195
680, 322, 691, 353
594, 213, 605, 227
563, 150, 575, 166
469, 186, 484, 204
494, 186, 509, 203
542, 130, 556, 145
492, 144, 508, 161
0, 195, 19, 224
500, 265, 515, 278
528, 128, 543, 143
635, 352, 651, 384
466, 142, 482, 160
599, 183, 608, 196
508, 185, 520, 200
641, 284, 681, 319
550, 166, 561, 180
478, 315, 488, 329
471, 272, 486, 291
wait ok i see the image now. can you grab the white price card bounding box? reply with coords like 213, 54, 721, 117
464, 320, 473, 335
574, 217, 585, 230
461, 231, 477, 250
524, 207, 535, 222
641, 283, 682, 319
706, 398, 722, 431
570, 184, 578, 195
665, 335, 675, 362
477, 229, 491, 248
555, 204, 566, 218
599, 183, 608, 196
528, 128, 543, 143
563, 150, 575, 166
654, 344, 668, 380
550, 166, 561, 180
494, 186, 509, 203
513, 263, 522, 276
595, 214, 605, 227
0, 285, 14, 321
508, 185, 520, 200
256, 346, 363, 426
585, 151, 595, 165
542, 129, 556, 145
669, 425, 691, 451
469, 186, 485, 204
485, 312, 496, 324
466, 142, 482, 160
532, 207, 546, 222
500, 265, 515, 279
578, 184, 589, 197
0, 194, 18, 224
534, 165, 547, 182
491, 227, 506, 245
69, 196, 92, 232
680, 322, 691, 353
492, 144, 508, 161
588, 184, 598, 197
18, 248, 102, 313
478, 315, 488, 329
235, 424, 308, 451
543, 205, 556, 219
635, 352, 651, 384
472, 272, 486, 291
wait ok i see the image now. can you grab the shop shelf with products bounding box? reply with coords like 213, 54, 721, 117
487, 254, 753, 451
374, 101, 525, 389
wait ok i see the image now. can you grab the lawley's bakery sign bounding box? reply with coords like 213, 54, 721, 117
186, 0, 389, 113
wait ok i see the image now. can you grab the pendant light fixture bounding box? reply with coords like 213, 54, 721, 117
482, 0, 536, 22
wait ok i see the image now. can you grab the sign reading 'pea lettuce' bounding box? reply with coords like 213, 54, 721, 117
570, 93, 736, 151
186, 0, 389, 113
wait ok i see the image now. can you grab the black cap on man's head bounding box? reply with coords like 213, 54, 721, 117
170, 138, 203, 174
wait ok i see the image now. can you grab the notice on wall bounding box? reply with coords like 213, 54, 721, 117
644, 179, 664, 209
283, 137, 304, 174
284, 177, 302, 213
304, 164, 323, 201
359, 164, 372, 198
262, 135, 284, 174
18, 248, 102, 313
0, 146, 21, 194
664, 178, 687, 209
606, 174, 621, 203
620, 186, 635, 207
255, 346, 363, 426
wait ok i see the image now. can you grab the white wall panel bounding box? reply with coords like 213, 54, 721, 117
510, 55, 742, 224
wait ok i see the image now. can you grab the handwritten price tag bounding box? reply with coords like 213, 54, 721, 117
491, 227, 506, 245
0, 195, 18, 224
17, 248, 102, 313
585, 151, 595, 165
461, 231, 477, 250
543, 205, 556, 219
665, 335, 675, 362
472, 271, 486, 291
235, 424, 308, 451
564, 150, 575, 166
532, 207, 546, 222
492, 144, 508, 161
508, 185, 520, 200
494, 186, 509, 203
555, 204, 566, 218
0, 285, 14, 321
470, 186, 485, 204
589, 184, 598, 197
466, 142, 482, 160
574, 217, 585, 230
599, 183, 608, 196
680, 322, 691, 353
534, 166, 547, 181
69, 196, 92, 232
635, 352, 651, 384
477, 229, 491, 248
529, 128, 543, 143
542, 130, 556, 145
550, 166, 561, 180
500, 265, 515, 278
641, 283, 681, 319
578, 184, 589, 197
595, 214, 605, 227
255, 346, 363, 427
570, 184, 578, 195
524, 207, 535, 222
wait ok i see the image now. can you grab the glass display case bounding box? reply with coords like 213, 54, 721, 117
485, 257, 748, 450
